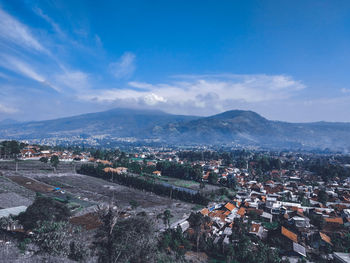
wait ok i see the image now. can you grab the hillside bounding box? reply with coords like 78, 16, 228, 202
1, 108, 350, 150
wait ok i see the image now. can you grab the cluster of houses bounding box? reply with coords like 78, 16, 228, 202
19, 145, 90, 162
171, 168, 350, 261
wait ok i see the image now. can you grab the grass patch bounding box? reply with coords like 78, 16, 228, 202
68, 202, 81, 210
262, 221, 279, 230
53, 197, 66, 203
191, 204, 205, 211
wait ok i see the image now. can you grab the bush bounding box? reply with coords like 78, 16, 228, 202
17, 196, 71, 230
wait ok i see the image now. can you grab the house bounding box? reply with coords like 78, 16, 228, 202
319, 232, 332, 246
324, 217, 343, 224
103, 167, 128, 174
153, 171, 162, 177
261, 211, 273, 223
281, 226, 298, 243
96, 159, 113, 166
200, 208, 209, 216
171, 219, 190, 232
333, 252, 350, 263
0, 206, 27, 218
0, 206, 27, 231
224, 202, 235, 212
237, 207, 246, 218
290, 216, 310, 228
249, 223, 266, 239
293, 242, 306, 257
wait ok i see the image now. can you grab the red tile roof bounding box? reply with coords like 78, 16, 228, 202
224, 202, 235, 211
237, 207, 246, 217
200, 208, 209, 216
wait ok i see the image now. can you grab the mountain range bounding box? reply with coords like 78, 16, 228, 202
1, 108, 350, 151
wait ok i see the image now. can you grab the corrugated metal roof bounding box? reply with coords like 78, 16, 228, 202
293, 242, 306, 257
0, 206, 27, 218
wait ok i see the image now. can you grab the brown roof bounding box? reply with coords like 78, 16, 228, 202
224, 211, 231, 216
281, 226, 298, 243
200, 208, 209, 216
237, 207, 246, 217
324, 217, 343, 224
208, 211, 226, 222
247, 208, 263, 216
250, 223, 261, 233
320, 232, 332, 245
224, 202, 235, 211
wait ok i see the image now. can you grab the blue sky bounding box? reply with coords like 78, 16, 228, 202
1, 0, 350, 122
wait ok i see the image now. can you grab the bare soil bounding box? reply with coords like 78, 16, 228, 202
7, 176, 54, 193
0, 160, 196, 230
70, 212, 102, 230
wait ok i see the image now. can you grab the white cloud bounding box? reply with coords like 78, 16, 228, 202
0, 56, 45, 82
341, 88, 350, 93
144, 93, 167, 105
34, 7, 65, 38
0, 8, 46, 52
0, 55, 60, 92
0, 103, 18, 114
54, 70, 90, 91
79, 74, 305, 115
109, 52, 136, 79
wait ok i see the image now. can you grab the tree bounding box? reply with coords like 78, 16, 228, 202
188, 212, 210, 252
50, 155, 60, 172
208, 172, 218, 185
32, 221, 88, 261
129, 200, 139, 209
159, 227, 190, 256
199, 179, 205, 190
94, 204, 118, 263
17, 196, 71, 230
318, 189, 329, 205
0, 216, 16, 231
32, 221, 71, 256
39, 157, 48, 163
157, 209, 173, 229
94, 204, 157, 263
112, 217, 157, 262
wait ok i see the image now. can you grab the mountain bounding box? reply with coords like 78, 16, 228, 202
0, 108, 198, 139
0, 118, 20, 126
1, 108, 350, 150
157, 110, 350, 150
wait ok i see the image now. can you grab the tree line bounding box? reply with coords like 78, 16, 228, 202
78, 164, 209, 205
155, 161, 203, 181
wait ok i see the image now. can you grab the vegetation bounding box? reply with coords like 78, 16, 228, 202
0, 140, 26, 158
39, 156, 48, 163
78, 164, 209, 205
50, 155, 60, 172
156, 161, 203, 181
17, 195, 71, 230
159, 227, 190, 256
94, 205, 157, 263
157, 209, 173, 229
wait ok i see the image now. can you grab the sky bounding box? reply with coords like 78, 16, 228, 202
0, 0, 350, 122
